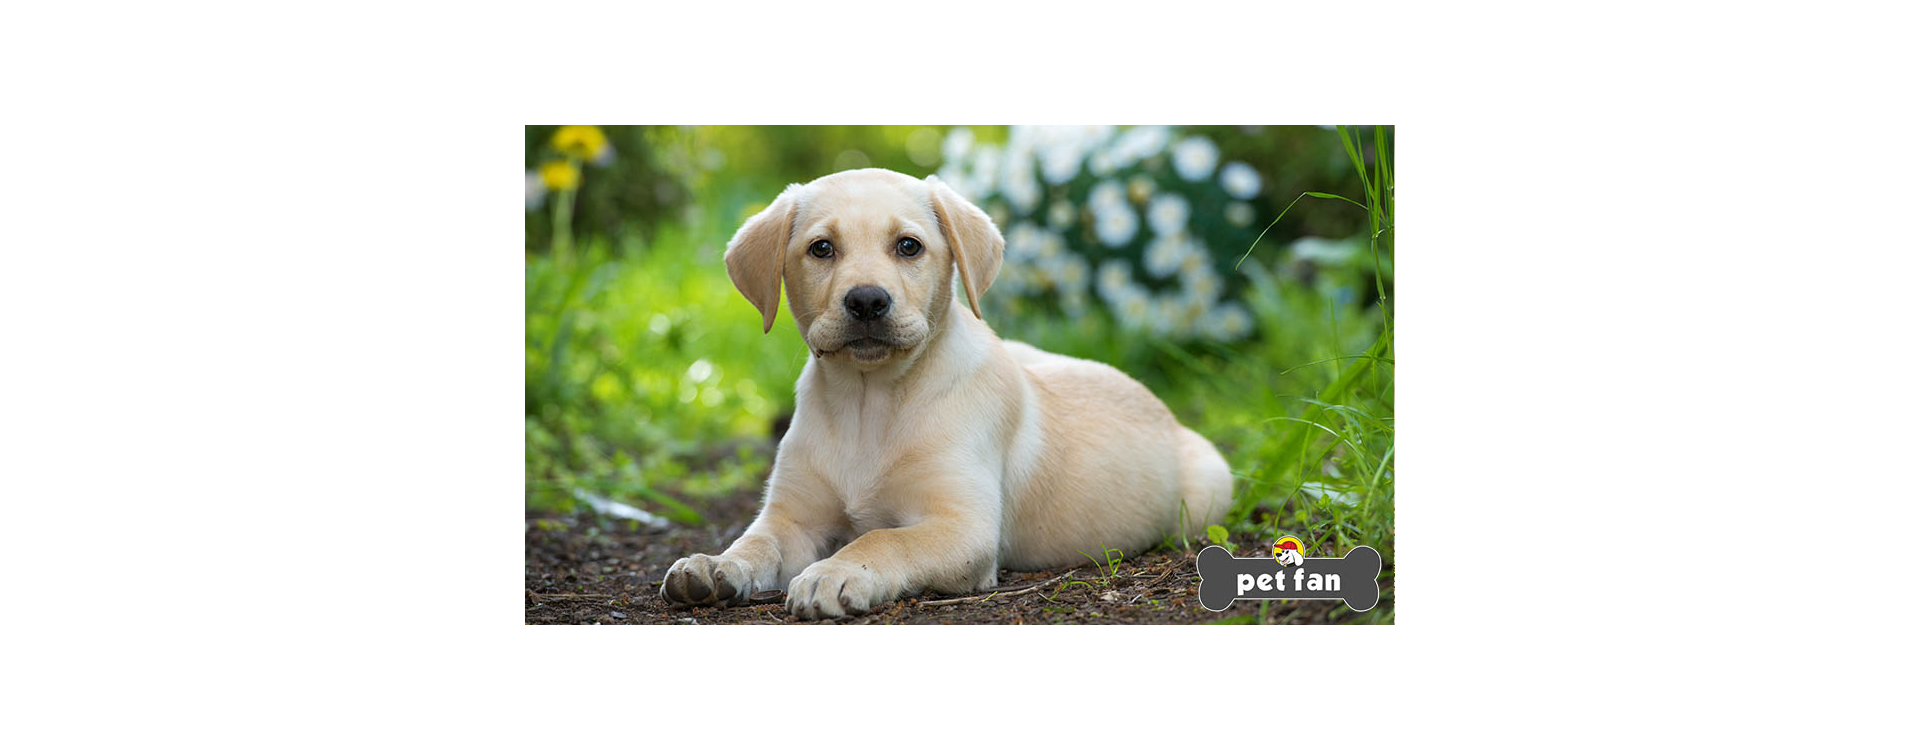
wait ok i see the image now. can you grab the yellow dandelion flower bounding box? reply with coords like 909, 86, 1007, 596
551, 125, 608, 160
539, 160, 581, 191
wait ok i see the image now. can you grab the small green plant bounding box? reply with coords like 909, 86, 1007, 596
1205, 524, 1232, 552
1077, 546, 1125, 585
1041, 546, 1127, 604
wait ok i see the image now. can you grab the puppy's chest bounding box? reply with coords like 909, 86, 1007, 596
803, 400, 912, 530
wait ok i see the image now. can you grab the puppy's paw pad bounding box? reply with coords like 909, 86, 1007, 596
683, 572, 711, 602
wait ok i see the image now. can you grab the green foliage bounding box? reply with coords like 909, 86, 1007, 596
1205, 524, 1231, 548
525, 223, 807, 516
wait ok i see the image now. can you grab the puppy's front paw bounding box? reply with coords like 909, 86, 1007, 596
786, 558, 891, 620
660, 553, 752, 606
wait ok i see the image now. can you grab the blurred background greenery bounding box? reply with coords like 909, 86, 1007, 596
526, 125, 1392, 615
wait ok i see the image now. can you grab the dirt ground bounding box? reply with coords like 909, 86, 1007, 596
526, 484, 1392, 624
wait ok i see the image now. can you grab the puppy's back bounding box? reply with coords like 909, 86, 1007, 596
997, 341, 1193, 568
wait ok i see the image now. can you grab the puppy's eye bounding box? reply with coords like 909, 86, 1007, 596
808, 240, 834, 259
896, 237, 923, 257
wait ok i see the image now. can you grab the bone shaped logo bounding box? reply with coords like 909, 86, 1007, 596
1195, 544, 1382, 612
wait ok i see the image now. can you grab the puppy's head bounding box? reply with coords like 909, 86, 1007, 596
724, 168, 1004, 368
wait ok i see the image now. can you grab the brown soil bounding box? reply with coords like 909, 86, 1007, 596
526, 486, 1392, 625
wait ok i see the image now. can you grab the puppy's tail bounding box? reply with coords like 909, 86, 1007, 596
1174, 427, 1233, 536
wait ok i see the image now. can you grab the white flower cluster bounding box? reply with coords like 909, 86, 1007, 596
938, 126, 1261, 342
999, 220, 1093, 318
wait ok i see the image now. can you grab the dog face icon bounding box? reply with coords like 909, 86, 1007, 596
1273, 536, 1305, 567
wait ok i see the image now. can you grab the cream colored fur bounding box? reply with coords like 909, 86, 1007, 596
660, 168, 1232, 619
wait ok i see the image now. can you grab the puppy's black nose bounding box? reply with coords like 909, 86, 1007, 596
843, 285, 891, 321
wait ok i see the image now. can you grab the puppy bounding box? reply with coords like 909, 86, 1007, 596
660, 168, 1232, 619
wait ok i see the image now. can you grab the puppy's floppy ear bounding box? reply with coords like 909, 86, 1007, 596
926, 175, 1004, 319
724, 184, 801, 333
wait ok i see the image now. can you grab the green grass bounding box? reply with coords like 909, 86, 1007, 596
1076, 546, 1126, 587
526, 128, 1393, 623
526, 219, 805, 517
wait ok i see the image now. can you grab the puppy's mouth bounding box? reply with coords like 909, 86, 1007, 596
818, 336, 898, 362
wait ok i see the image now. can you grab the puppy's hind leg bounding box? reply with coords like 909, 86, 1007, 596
1174, 427, 1233, 536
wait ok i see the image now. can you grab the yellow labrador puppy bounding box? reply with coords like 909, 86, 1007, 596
660, 168, 1232, 619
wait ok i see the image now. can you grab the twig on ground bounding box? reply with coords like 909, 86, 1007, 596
918, 571, 1077, 606
528, 591, 627, 601
1142, 561, 1182, 590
